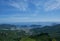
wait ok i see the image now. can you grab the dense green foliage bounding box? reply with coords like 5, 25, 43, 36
0, 24, 60, 41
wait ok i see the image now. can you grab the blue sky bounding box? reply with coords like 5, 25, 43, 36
0, 0, 60, 23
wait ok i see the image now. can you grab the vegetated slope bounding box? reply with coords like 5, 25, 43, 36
30, 24, 60, 41
0, 24, 16, 30
0, 24, 60, 41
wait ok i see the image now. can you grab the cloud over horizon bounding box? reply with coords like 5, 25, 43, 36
0, 0, 60, 23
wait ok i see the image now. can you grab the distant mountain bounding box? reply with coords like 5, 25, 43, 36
0, 24, 16, 30
11, 22, 60, 26
0, 22, 60, 30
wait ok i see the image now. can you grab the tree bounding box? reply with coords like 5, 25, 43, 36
20, 37, 36, 41
30, 33, 52, 41
52, 38, 56, 41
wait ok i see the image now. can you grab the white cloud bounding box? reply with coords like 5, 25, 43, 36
44, 0, 60, 11
31, 0, 42, 10
9, 0, 28, 11
0, 16, 30, 23
8, 0, 43, 13
3, 0, 60, 12
0, 15, 60, 22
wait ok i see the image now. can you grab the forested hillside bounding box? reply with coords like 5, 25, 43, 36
0, 24, 60, 41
